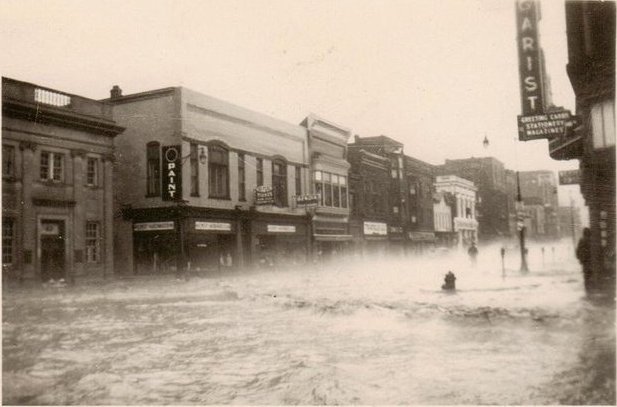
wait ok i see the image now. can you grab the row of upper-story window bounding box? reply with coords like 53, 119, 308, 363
2, 217, 102, 265
2, 144, 102, 187
147, 142, 304, 208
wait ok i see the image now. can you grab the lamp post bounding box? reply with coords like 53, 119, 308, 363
516, 171, 529, 273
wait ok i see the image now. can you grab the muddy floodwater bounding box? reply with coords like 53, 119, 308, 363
3, 243, 615, 405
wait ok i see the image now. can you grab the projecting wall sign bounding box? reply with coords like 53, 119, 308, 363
162, 145, 182, 201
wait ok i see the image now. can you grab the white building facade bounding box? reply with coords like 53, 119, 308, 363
434, 175, 478, 248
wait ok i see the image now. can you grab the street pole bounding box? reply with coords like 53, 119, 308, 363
517, 171, 529, 273
569, 194, 576, 249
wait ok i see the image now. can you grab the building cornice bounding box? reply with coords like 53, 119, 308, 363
3, 99, 124, 137
101, 87, 177, 104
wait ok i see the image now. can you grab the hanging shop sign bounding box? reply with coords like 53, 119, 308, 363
134, 221, 175, 231
162, 145, 182, 201
255, 186, 274, 205
517, 109, 579, 141
363, 221, 388, 236
195, 221, 232, 232
389, 226, 403, 234
267, 224, 296, 233
558, 169, 580, 185
295, 194, 320, 206
516, 0, 545, 116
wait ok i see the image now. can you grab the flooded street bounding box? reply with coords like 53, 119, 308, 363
3, 243, 615, 405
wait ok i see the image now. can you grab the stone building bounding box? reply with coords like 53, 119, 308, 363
106, 85, 309, 274
2, 77, 123, 282
434, 175, 478, 248
438, 157, 510, 242
433, 191, 456, 247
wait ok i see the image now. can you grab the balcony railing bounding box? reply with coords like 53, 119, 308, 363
2, 77, 113, 120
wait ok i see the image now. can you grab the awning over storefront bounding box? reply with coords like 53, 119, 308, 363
313, 234, 353, 242
408, 231, 436, 241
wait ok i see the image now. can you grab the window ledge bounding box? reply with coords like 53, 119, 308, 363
208, 196, 231, 201
38, 180, 67, 187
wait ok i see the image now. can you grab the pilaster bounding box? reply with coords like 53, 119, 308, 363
19, 141, 36, 280
72, 149, 86, 279
103, 155, 115, 276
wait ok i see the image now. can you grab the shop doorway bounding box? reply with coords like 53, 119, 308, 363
40, 220, 66, 281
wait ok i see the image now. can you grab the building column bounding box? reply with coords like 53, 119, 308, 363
71, 149, 87, 282
235, 213, 244, 269
103, 155, 114, 278
19, 142, 36, 281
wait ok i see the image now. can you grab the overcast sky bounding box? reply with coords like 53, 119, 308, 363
1, 0, 586, 209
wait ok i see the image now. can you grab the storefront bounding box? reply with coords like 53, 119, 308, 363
130, 207, 241, 275
454, 217, 478, 249
250, 214, 308, 268
363, 221, 389, 258
388, 225, 405, 257
187, 220, 237, 271
407, 231, 436, 255
133, 221, 179, 274
312, 216, 352, 261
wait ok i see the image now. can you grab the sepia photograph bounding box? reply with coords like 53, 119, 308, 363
0, 0, 615, 405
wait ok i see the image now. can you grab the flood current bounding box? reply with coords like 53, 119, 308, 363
3, 241, 615, 404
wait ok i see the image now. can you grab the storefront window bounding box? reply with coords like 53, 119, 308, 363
208, 145, 229, 198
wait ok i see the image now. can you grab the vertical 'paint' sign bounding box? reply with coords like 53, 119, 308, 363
516, 0, 545, 115
162, 145, 182, 201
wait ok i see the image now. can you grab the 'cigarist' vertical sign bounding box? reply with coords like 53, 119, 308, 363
162, 145, 182, 201
516, 0, 545, 115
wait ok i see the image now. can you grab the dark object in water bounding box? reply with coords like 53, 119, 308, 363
442, 271, 456, 291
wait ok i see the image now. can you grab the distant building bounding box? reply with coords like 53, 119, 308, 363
433, 191, 456, 247
348, 135, 408, 255
106, 85, 310, 274
347, 145, 391, 257
438, 157, 510, 241
557, 205, 583, 244
301, 115, 352, 261
505, 169, 518, 236
434, 175, 478, 248
404, 155, 436, 253
2, 77, 124, 282
518, 170, 559, 239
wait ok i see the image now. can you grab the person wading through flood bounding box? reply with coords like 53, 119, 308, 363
468, 242, 479, 267
576, 227, 592, 291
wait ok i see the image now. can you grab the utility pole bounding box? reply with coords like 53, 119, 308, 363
517, 171, 529, 273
